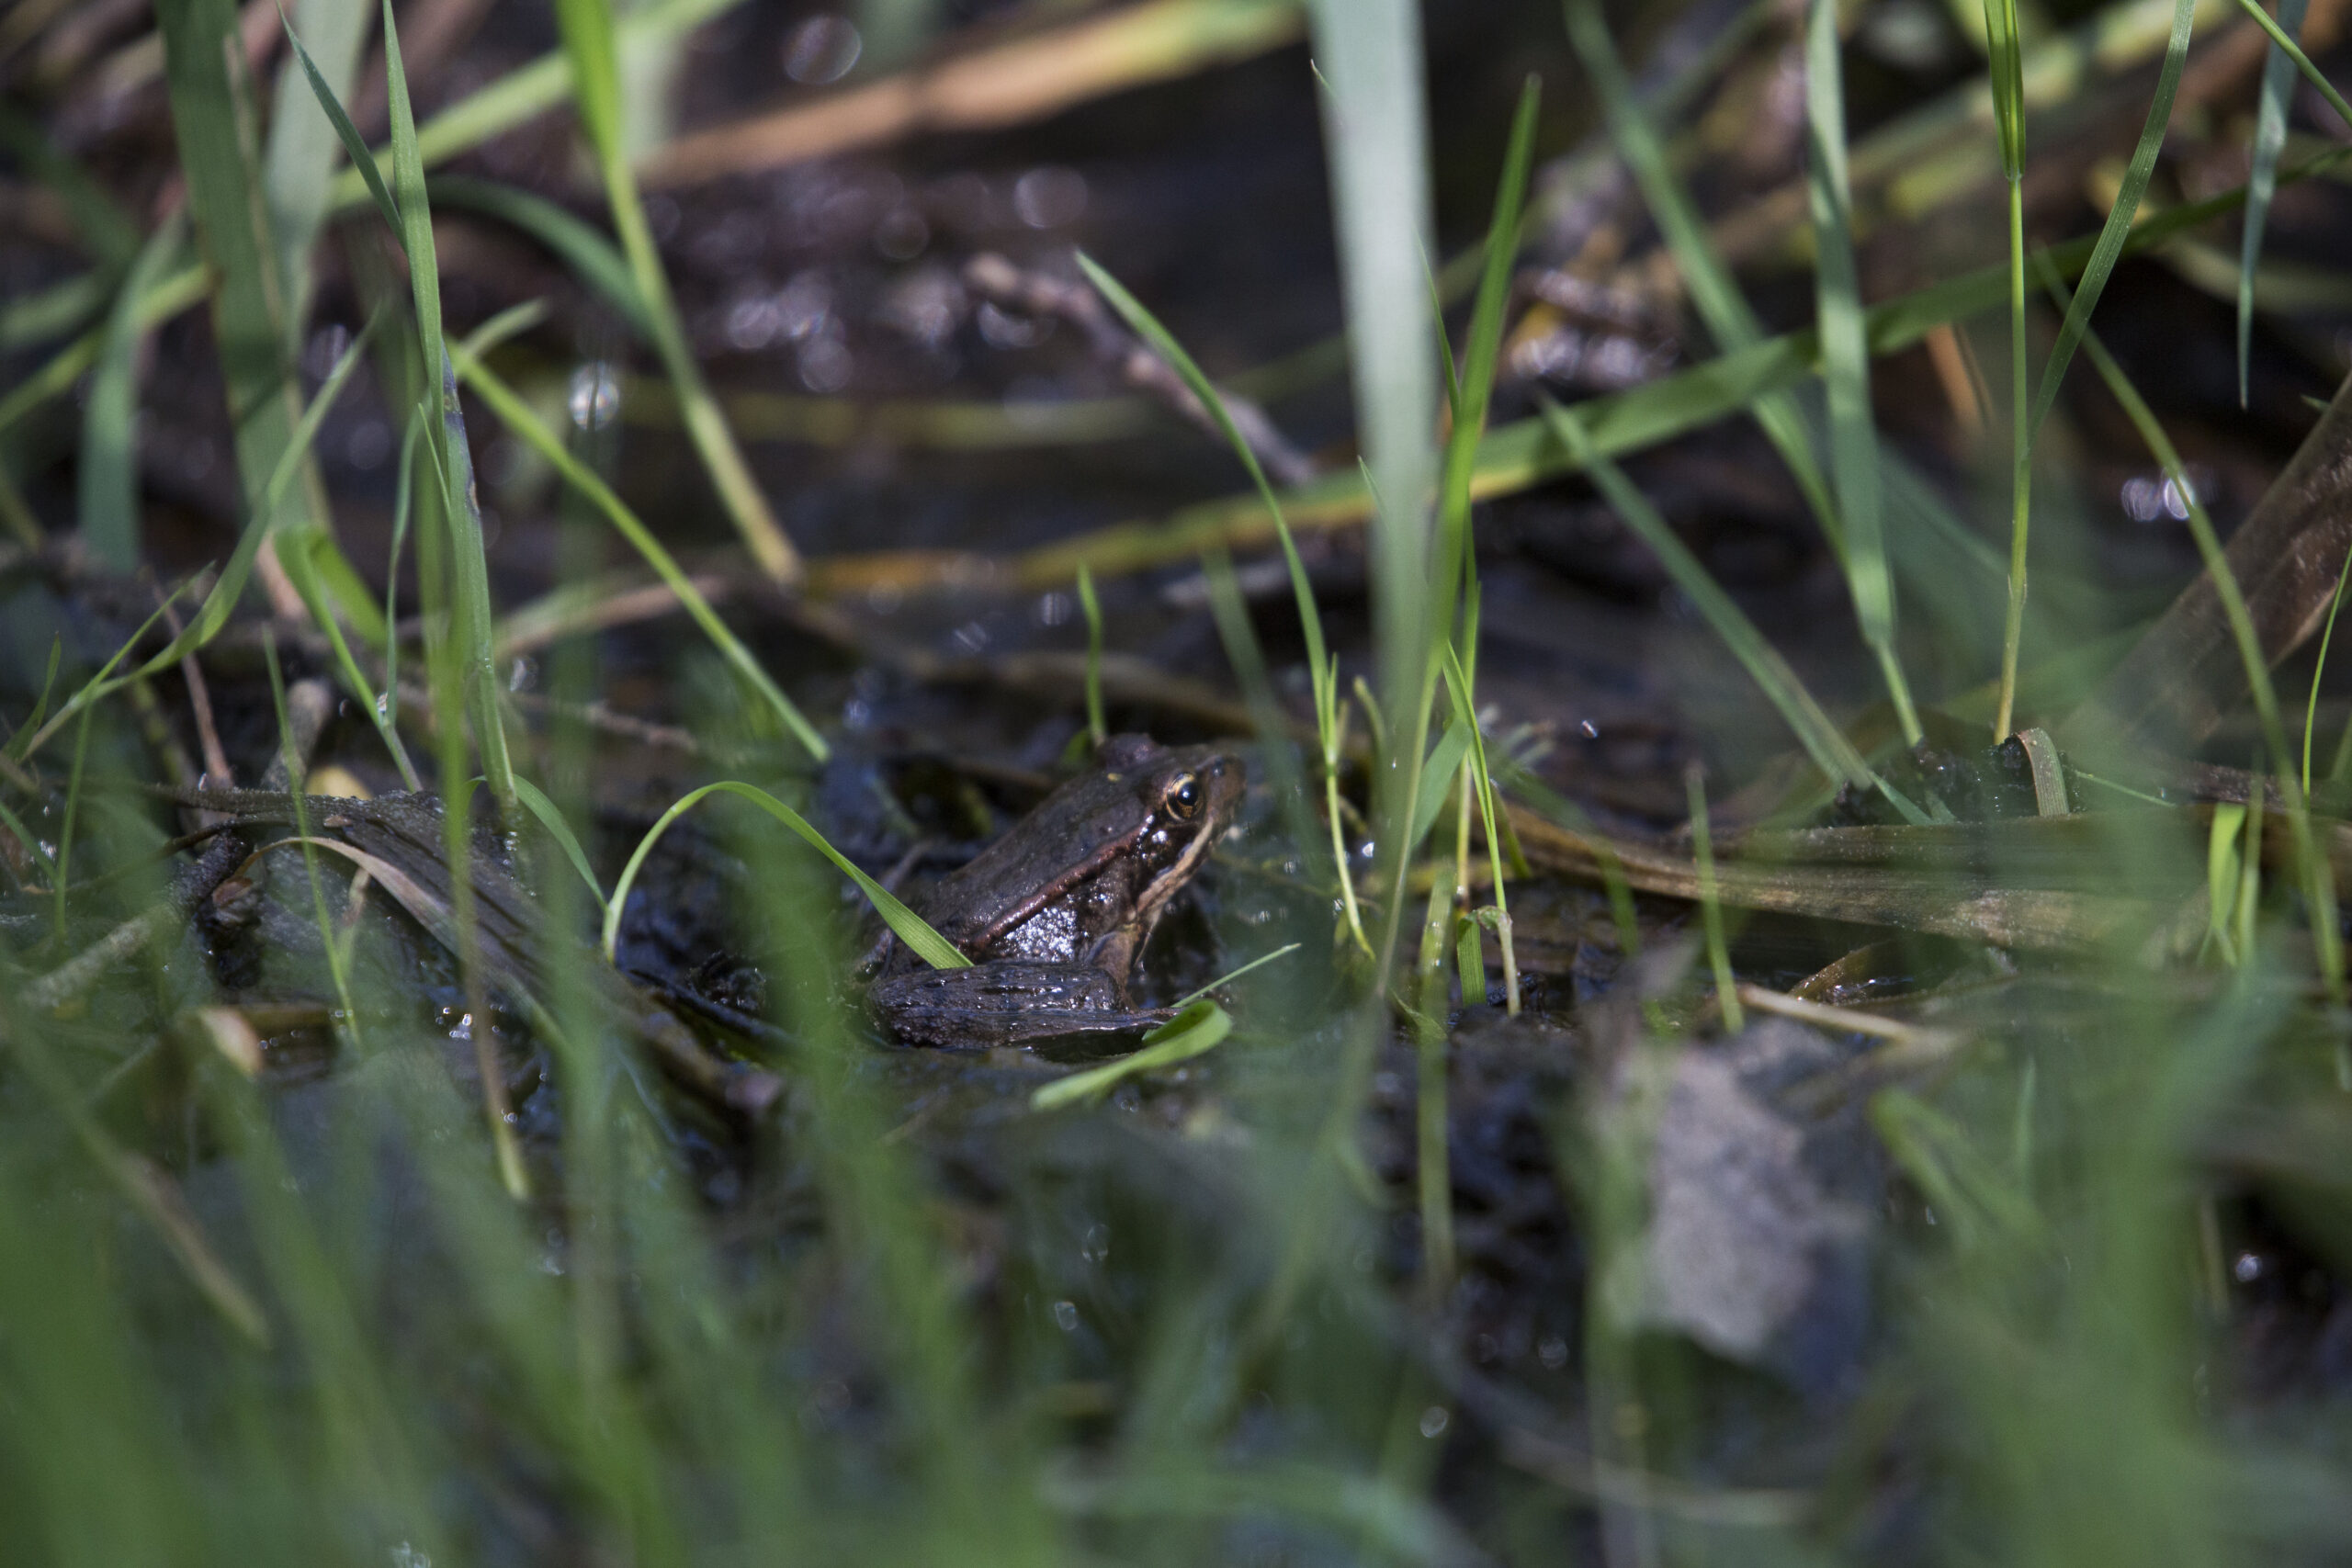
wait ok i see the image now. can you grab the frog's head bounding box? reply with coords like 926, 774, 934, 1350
1100, 735, 1245, 929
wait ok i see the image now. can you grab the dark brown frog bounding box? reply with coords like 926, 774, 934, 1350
871, 735, 1244, 1046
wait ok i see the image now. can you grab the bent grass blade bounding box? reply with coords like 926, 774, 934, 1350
602, 781, 966, 970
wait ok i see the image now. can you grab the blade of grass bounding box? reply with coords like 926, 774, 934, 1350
322, 0, 747, 212
1687, 766, 1742, 1033
1804, 0, 1918, 747
380, 0, 516, 814
1572, 0, 1929, 740
2064, 290, 2342, 1003
157, 0, 325, 622
552, 0, 801, 582
1304, 0, 1439, 922
1432, 77, 1540, 651
2303, 550, 2348, 795
80, 212, 189, 571
263, 0, 373, 339
426, 175, 653, 338
601, 780, 966, 967
1077, 563, 1107, 747
1030, 998, 1236, 1111
2240, 0, 2309, 406
1078, 253, 1365, 950
452, 344, 828, 761
1535, 393, 1900, 810
1438, 642, 1518, 1014
2230, 0, 2352, 136
1985, 0, 2030, 740
0, 104, 141, 270
2025, 0, 2195, 444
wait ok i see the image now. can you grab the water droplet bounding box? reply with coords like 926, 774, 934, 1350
568, 362, 621, 430
1012, 166, 1088, 229
784, 15, 862, 83
1052, 1300, 1080, 1332
1418, 1405, 1449, 1438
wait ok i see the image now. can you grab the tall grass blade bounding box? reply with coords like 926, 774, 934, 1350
281, 6, 401, 242
2026, 0, 2193, 443
1985, 0, 2030, 739
1804, 0, 1917, 746
453, 347, 829, 761
2240, 0, 2309, 406
552, 0, 802, 582
1303, 0, 1438, 860
2230, 0, 2352, 135
1687, 765, 1742, 1032
381, 0, 516, 810
80, 213, 187, 570
427, 175, 654, 337
1079, 254, 1330, 687
1536, 393, 1899, 808
263, 0, 373, 338
1077, 563, 1107, 746
158, 0, 316, 617
1433, 77, 1540, 638
2064, 297, 2342, 998
1566, 0, 1921, 737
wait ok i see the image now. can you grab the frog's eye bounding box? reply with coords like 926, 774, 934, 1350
1168, 773, 1201, 818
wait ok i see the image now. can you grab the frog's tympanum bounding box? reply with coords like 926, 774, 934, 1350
871, 735, 1244, 1046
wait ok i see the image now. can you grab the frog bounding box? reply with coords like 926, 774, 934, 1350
870, 734, 1245, 1047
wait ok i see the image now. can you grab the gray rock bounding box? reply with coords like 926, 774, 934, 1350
1626, 1018, 1876, 1394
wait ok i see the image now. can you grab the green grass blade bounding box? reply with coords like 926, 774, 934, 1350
382, 0, 516, 810
1077, 563, 1107, 746
264, 0, 373, 335
1030, 999, 1234, 1111
1304, 0, 1439, 882
2310, 555, 2352, 794
79, 213, 188, 570
1567, 0, 1923, 735
323, 0, 749, 212
1804, 0, 1916, 745
13, 316, 378, 763
1687, 766, 1742, 1032
426, 176, 653, 337
2239, 0, 2309, 406
1434, 76, 1540, 625
453, 346, 830, 761
158, 0, 315, 602
1078, 253, 1329, 687
1409, 721, 1474, 850
508, 773, 607, 916
553, 0, 802, 582
601, 781, 966, 967
280, 5, 402, 244
2026, 0, 2193, 443
1536, 394, 1884, 800
2230, 0, 2352, 132
2064, 296, 2342, 997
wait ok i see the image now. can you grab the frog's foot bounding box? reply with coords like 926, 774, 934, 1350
871, 960, 1170, 1048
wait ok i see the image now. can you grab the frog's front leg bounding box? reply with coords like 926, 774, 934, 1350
870, 960, 1170, 1047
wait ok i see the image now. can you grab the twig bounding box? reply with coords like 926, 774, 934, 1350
964, 253, 1317, 487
